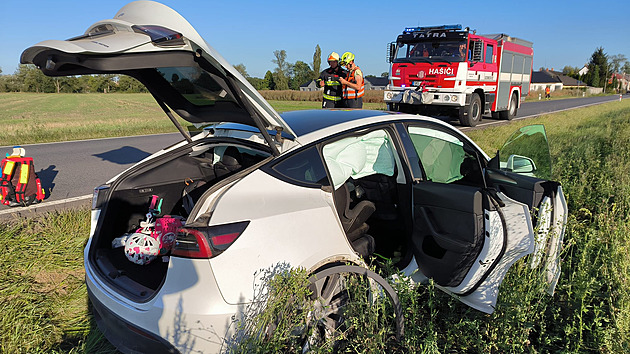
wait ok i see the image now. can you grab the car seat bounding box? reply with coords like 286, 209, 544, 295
214, 147, 243, 178
333, 182, 376, 256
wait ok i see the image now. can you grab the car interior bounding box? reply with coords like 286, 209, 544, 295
91, 141, 270, 298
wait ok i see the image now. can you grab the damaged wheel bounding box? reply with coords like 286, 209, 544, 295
302, 265, 404, 351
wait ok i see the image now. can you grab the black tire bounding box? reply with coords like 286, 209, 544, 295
459, 93, 482, 127
302, 265, 404, 350
499, 93, 518, 120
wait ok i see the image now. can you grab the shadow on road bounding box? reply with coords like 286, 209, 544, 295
37, 165, 58, 200
93, 146, 151, 165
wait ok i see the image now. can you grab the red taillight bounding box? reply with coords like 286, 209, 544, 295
172, 221, 249, 259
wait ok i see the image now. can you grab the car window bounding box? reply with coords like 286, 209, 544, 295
272, 146, 329, 186
322, 130, 396, 189
408, 126, 483, 185
157, 67, 237, 107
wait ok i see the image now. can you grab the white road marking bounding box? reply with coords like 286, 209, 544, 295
0, 194, 92, 216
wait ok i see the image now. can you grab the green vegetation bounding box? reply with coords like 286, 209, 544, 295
0, 93, 384, 146
1, 99, 630, 352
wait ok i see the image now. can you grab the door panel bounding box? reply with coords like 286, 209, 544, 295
454, 192, 534, 312
412, 181, 485, 287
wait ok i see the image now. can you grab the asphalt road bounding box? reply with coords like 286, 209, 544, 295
0, 94, 626, 218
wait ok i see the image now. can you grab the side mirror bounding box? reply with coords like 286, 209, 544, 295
506, 154, 536, 174
387, 42, 396, 63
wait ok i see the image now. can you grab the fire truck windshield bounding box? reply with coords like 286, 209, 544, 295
394, 40, 468, 63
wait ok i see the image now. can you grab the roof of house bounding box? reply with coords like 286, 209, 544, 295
364, 77, 388, 86
531, 70, 561, 84
300, 79, 317, 88
531, 70, 586, 86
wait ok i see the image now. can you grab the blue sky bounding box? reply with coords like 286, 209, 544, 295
1, 0, 629, 78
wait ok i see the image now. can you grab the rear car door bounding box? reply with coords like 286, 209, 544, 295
399, 122, 563, 313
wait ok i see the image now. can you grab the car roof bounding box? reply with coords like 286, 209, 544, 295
280, 109, 397, 137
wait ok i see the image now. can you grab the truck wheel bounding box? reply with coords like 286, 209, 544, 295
499, 93, 518, 120
459, 93, 481, 127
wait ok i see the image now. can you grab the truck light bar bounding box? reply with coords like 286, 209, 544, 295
404, 24, 462, 33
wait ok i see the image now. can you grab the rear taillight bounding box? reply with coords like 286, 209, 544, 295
172, 221, 249, 259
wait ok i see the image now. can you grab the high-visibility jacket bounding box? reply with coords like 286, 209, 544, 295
317, 66, 347, 101
343, 66, 365, 99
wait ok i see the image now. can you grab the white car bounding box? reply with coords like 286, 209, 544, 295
21, 1, 567, 353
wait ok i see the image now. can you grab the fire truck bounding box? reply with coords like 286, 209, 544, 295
384, 25, 533, 127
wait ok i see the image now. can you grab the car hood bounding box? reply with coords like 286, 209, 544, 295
20, 1, 296, 139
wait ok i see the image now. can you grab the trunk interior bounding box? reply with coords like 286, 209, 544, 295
90, 139, 271, 301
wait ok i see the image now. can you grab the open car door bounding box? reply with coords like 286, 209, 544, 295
402, 123, 566, 314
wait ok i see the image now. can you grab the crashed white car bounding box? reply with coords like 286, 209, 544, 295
22, 1, 567, 353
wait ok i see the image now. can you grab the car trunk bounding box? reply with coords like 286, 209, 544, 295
89, 139, 271, 301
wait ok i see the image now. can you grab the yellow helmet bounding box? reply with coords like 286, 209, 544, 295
327, 52, 340, 62
340, 52, 355, 65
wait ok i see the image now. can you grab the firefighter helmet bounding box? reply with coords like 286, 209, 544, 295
340, 52, 355, 65
327, 52, 340, 62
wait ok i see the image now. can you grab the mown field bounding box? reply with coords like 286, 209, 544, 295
1, 97, 629, 353
0, 93, 385, 146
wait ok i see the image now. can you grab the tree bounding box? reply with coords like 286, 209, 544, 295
312, 45, 321, 79
0, 67, 2, 75
562, 66, 580, 78
272, 50, 290, 90
381, 72, 389, 78
117, 75, 147, 92
608, 54, 627, 74
290, 60, 313, 90
233, 63, 249, 78
623, 61, 630, 75
15, 64, 54, 93
591, 66, 600, 88
262, 70, 275, 90
587, 47, 608, 87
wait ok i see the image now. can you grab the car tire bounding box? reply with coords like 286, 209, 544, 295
499, 93, 518, 120
302, 265, 404, 350
459, 93, 482, 127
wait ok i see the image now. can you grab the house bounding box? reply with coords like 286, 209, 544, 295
578, 65, 589, 77
300, 80, 320, 92
531, 69, 586, 91
364, 77, 388, 90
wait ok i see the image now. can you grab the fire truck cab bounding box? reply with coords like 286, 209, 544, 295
384, 25, 533, 127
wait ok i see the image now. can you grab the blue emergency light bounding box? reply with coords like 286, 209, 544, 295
403, 24, 462, 34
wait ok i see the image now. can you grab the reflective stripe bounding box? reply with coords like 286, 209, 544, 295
3, 161, 15, 175
20, 164, 29, 184
343, 66, 365, 99
325, 81, 341, 86
323, 93, 342, 101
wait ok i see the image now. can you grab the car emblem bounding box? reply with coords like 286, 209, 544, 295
417, 71, 425, 79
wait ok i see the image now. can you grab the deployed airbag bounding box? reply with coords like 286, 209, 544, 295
323, 130, 395, 189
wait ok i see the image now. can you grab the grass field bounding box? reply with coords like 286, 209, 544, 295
1, 97, 629, 352
0, 93, 384, 146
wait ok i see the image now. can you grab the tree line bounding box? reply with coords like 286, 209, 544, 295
0, 45, 326, 93
558, 48, 630, 92
0, 44, 390, 93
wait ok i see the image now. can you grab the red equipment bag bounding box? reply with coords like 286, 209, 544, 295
0, 152, 45, 207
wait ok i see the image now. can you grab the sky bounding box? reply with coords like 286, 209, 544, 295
1, 0, 629, 78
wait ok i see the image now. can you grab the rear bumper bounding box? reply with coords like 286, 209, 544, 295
89, 286, 179, 354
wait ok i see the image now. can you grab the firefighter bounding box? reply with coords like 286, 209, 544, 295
545, 86, 551, 99
338, 52, 365, 109
316, 52, 347, 108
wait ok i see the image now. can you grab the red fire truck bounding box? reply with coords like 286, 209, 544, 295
384, 25, 533, 126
